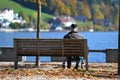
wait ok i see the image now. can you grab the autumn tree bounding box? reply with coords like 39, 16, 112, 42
57, 0, 65, 16
77, 1, 83, 16
82, 0, 91, 20
92, 5, 104, 19
68, 0, 77, 15
47, 0, 59, 16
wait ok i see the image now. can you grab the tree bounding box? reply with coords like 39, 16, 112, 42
19, 11, 26, 20
77, 1, 84, 16
56, 0, 65, 16
64, 6, 71, 16
92, 5, 104, 19
9, 23, 20, 29
82, 0, 92, 20
68, 0, 77, 15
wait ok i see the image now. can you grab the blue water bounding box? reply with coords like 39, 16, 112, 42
0, 31, 118, 62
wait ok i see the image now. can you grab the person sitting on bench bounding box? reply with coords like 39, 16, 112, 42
63, 24, 84, 69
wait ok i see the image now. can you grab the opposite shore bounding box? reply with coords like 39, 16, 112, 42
0, 28, 49, 32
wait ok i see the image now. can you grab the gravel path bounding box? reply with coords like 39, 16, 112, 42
0, 62, 119, 80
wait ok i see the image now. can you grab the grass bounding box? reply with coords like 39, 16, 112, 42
0, 0, 35, 15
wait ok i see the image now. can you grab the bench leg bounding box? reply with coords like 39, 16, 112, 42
86, 54, 88, 71
14, 56, 19, 69
62, 57, 66, 68
81, 57, 84, 68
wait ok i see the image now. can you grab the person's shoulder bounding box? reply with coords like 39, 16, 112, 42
78, 34, 84, 39
63, 32, 69, 38
73, 32, 84, 39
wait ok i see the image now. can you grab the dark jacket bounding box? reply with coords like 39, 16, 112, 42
64, 31, 84, 39
63, 31, 84, 61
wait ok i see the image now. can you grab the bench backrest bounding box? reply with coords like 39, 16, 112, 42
14, 38, 88, 57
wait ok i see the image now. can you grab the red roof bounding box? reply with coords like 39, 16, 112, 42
58, 16, 75, 22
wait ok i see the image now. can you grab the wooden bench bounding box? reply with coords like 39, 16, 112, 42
14, 38, 89, 70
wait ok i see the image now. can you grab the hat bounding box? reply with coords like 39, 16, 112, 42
71, 24, 78, 28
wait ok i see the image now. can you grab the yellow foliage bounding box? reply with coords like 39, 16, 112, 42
83, 6, 92, 19
93, 5, 104, 19
32, 12, 37, 20
69, 0, 77, 9
28, 0, 46, 5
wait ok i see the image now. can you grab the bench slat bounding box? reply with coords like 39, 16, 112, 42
15, 39, 87, 56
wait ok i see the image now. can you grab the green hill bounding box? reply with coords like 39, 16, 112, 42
0, 0, 52, 21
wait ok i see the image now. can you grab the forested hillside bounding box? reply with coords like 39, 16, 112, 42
14, 0, 119, 25
0, 0, 119, 31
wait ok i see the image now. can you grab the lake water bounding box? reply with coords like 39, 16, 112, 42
0, 31, 118, 62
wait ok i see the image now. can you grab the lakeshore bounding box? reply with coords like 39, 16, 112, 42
0, 28, 49, 32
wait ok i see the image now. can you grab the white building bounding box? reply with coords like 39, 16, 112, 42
0, 8, 14, 21
0, 8, 26, 28
12, 13, 26, 24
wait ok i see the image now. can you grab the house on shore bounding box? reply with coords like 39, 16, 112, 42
48, 16, 76, 31
73, 16, 88, 22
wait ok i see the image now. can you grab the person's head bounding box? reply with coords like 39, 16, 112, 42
71, 24, 78, 31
